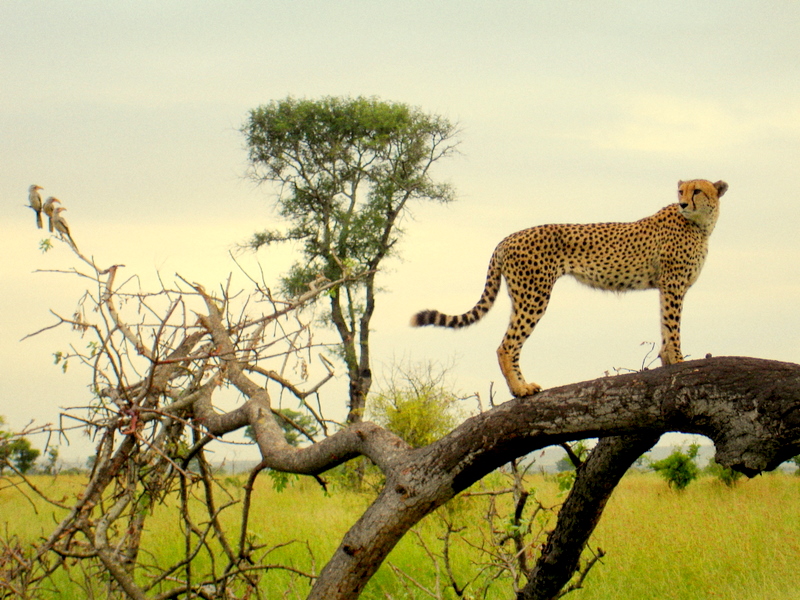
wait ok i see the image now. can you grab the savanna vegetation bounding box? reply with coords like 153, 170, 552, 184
6, 95, 800, 599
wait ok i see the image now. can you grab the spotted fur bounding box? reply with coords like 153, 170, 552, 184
411, 179, 728, 397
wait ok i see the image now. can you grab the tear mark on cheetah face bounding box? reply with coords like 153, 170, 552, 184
411, 179, 728, 397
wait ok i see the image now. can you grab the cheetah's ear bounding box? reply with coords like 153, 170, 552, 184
677, 180, 685, 187
713, 181, 729, 198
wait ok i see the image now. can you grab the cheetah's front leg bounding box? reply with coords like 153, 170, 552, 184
657, 282, 687, 365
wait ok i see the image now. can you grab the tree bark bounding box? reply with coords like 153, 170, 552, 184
520, 433, 660, 600
307, 356, 800, 599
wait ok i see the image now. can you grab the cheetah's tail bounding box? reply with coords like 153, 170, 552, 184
410, 250, 502, 329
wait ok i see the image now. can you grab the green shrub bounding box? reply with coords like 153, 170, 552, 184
704, 458, 743, 487
368, 362, 465, 448
649, 443, 700, 490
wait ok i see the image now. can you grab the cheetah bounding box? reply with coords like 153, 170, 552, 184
411, 179, 729, 397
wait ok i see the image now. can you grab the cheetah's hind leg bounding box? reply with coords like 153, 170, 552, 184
496, 296, 548, 397
497, 343, 542, 397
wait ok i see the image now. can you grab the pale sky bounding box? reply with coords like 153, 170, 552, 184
2, 1, 799, 462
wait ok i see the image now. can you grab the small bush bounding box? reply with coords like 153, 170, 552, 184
368, 361, 466, 448
704, 458, 743, 487
649, 444, 700, 490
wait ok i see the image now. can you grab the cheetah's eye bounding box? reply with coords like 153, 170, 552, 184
692, 189, 703, 197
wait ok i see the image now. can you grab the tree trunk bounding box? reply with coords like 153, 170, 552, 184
308, 356, 800, 599
520, 433, 660, 600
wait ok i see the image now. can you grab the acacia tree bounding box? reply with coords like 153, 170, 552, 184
242, 96, 460, 423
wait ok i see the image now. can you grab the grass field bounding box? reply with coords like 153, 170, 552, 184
2, 470, 799, 599
571, 473, 800, 600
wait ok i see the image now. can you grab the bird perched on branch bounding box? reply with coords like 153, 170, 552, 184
43, 197, 61, 233
52, 206, 78, 251
28, 185, 44, 229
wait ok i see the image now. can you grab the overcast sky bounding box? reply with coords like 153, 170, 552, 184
2, 1, 799, 462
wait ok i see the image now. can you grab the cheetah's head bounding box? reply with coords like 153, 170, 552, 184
677, 179, 728, 228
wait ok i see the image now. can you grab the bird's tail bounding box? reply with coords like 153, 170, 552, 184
410, 249, 502, 329
63, 232, 79, 252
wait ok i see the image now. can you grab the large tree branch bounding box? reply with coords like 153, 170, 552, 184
192, 283, 411, 475
309, 356, 800, 599
521, 433, 660, 600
